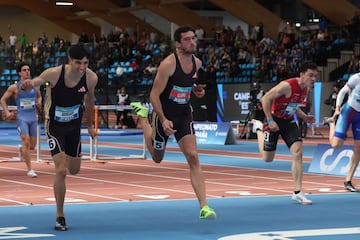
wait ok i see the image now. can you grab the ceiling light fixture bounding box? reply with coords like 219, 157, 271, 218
56, 1, 74, 6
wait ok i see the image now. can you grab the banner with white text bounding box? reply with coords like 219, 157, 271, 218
193, 122, 236, 145
308, 144, 358, 177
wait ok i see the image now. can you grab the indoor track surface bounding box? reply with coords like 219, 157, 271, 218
0, 123, 359, 240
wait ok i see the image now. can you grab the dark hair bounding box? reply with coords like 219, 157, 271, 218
174, 25, 195, 43
68, 44, 90, 60
299, 61, 317, 73
17, 62, 30, 73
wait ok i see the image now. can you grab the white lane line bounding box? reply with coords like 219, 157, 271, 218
0, 177, 128, 202
0, 197, 30, 206
0, 165, 200, 198
100, 161, 345, 192
81, 164, 290, 194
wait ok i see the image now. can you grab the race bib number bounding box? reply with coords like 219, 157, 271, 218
284, 102, 300, 115
153, 140, 165, 150
54, 104, 80, 122
20, 98, 35, 109
48, 138, 56, 151
169, 86, 192, 104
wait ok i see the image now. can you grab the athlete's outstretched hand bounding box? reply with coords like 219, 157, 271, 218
162, 119, 177, 136
193, 84, 206, 98
20, 79, 34, 92
88, 127, 98, 139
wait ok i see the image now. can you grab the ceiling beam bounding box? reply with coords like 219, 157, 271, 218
109, 5, 145, 14
73, 0, 161, 35
67, 13, 95, 21
301, 0, 359, 26
66, 5, 146, 21
209, 0, 280, 40
135, 0, 213, 36
15, 0, 100, 36
159, 0, 199, 5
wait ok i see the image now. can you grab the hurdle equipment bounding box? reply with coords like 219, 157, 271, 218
35, 105, 146, 162
89, 105, 146, 161
87, 129, 146, 161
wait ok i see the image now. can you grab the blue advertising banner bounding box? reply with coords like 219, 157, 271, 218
193, 122, 236, 145
309, 144, 356, 177
216, 84, 252, 123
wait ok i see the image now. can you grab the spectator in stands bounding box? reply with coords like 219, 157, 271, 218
328, 73, 360, 192
20, 44, 98, 231
319, 17, 328, 32
9, 31, 17, 57
259, 33, 275, 46
276, 57, 290, 81
228, 60, 241, 78
41, 32, 48, 46
89, 32, 99, 47
350, 11, 360, 42
316, 29, 327, 41
348, 54, 359, 74
195, 24, 205, 47
278, 19, 288, 43
237, 47, 250, 64
130, 25, 216, 220
234, 25, 246, 49
202, 65, 217, 121
254, 64, 267, 82
324, 82, 343, 117
251, 61, 317, 205
143, 62, 157, 77
0, 62, 41, 177
220, 49, 231, 69
116, 65, 124, 77
19, 33, 28, 60
115, 87, 134, 129
150, 30, 157, 44
78, 32, 89, 43
254, 22, 264, 42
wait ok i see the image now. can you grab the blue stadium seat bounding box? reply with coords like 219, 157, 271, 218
124, 67, 134, 73
153, 49, 160, 55
342, 73, 350, 81
109, 67, 116, 73
142, 55, 151, 61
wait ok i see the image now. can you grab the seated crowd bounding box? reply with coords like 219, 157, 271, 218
0, 19, 356, 92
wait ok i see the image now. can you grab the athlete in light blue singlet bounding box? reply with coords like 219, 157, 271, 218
0, 63, 41, 177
